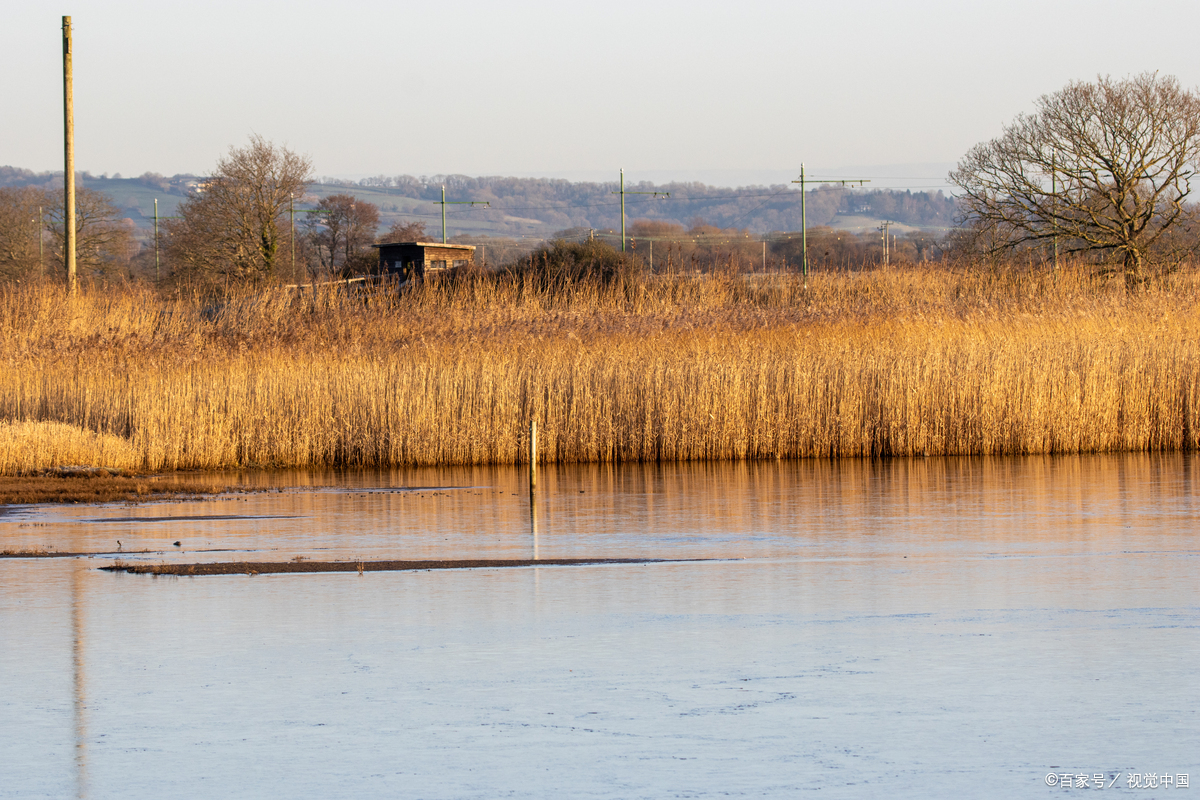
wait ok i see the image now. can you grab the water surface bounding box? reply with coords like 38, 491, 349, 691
1, 456, 1197, 798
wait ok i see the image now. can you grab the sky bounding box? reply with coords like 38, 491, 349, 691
4, 0, 1200, 190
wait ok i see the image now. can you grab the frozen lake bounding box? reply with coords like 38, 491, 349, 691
1, 456, 1197, 798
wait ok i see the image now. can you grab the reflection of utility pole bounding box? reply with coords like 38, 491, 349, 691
72, 560, 89, 799
792, 164, 869, 288
611, 169, 669, 252
62, 16, 76, 293
435, 185, 490, 244
879, 220, 895, 266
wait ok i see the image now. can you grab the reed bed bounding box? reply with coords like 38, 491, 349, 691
1, 263, 1198, 473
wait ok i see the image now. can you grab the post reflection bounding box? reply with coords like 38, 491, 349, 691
530, 496, 539, 560
71, 560, 88, 799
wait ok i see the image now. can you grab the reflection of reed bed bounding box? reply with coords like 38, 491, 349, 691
1, 264, 1199, 473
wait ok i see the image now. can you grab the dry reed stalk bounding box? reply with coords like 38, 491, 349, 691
0, 264, 1198, 473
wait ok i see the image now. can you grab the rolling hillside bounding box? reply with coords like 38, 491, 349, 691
1, 166, 958, 239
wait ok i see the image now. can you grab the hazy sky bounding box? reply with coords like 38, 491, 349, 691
5, 0, 1200, 189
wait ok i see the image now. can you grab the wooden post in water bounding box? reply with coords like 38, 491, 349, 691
528, 419, 537, 497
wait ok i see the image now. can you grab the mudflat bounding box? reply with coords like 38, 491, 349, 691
0, 473, 228, 506
102, 557, 713, 576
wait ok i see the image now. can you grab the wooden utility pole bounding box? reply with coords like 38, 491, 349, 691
879, 220, 894, 267
63, 16, 76, 292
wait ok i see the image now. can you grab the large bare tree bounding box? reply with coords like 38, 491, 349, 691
42, 186, 135, 280
0, 187, 45, 280
306, 194, 380, 276
950, 73, 1200, 287
166, 136, 312, 285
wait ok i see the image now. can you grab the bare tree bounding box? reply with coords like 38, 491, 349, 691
42, 186, 136, 280
166, 136, 312, 285
306, 194, 380, 276
378, 220, 427, 243
0, 187, 45, 280
950, 73, 1200, 288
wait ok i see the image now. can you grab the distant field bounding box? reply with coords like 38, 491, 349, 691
304, 184, 532, 237
823, 215, 951, 235
76, 177, 187, 227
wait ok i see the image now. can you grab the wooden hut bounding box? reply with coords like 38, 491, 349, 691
373, 242, 475, 283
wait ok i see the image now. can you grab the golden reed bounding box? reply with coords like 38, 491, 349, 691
1, 263, 1198, 474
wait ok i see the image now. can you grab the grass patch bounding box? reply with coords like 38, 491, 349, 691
0, 474, 227, 505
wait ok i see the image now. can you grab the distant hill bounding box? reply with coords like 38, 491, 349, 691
312, 175, 958, 238
0, 167, 197, 227
1, 166, 958, 238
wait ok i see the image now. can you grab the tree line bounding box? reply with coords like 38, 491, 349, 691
6, 72, 1200, 289
1, 165, 957, 238
327, 173, 958, 233
0, 145, 952, 287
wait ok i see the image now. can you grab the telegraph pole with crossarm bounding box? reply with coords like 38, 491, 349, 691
436, 186, 490, 243
791, 164, 869, 288
611, 169, 669, 252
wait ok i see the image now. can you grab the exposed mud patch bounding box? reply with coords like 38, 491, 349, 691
83, 514, 300, 523
0, 474, 229, 506
102, 557, 715, 576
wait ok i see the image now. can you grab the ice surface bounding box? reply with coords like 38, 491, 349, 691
1, 455, 1197, 798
